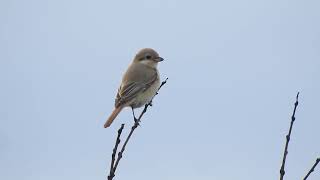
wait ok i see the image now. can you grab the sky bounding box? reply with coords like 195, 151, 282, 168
1, 0, 320, 180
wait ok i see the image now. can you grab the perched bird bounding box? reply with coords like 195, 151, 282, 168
104, 48, 164, 128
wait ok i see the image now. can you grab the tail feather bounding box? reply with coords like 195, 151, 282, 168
104, 106, 123, 128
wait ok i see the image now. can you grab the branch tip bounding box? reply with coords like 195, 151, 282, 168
279, 93, 300, 180
303, 158, 320, 180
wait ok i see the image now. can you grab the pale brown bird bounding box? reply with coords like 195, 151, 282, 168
104, 48, 164, 128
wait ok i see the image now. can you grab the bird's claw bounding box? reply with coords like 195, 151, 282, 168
134, 118, 141, 127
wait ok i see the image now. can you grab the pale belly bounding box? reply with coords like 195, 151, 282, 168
130, 79, 160, 108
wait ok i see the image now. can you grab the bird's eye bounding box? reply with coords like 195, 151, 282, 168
145, 55, 152, 59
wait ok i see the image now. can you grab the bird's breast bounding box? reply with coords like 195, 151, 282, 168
131, 78, 160, 108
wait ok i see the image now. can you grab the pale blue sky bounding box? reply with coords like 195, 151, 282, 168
1, 0, 320, 180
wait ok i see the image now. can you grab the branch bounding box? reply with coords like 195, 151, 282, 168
107, 78, 168, 180
303, 158, 320, 180
279, 92, 300, 180
108, 124, 124, 180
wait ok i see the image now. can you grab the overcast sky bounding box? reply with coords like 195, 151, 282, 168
1, 0, 320, 180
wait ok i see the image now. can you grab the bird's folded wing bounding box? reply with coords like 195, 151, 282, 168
115, 71, 158, 108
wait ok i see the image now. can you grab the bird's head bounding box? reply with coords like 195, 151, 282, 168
133, 48, 164, 68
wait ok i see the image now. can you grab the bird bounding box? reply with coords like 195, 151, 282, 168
104, 48, 164, 128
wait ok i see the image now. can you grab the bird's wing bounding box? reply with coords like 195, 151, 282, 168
115, 69, 158, 108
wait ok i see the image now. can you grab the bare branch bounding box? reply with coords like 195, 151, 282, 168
279, 92, 300, 180
108, 124, 124, 180
303, 158, 320, 180
107, 78, 168, 180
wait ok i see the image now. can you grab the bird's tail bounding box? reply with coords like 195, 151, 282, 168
104, 106, 124, 128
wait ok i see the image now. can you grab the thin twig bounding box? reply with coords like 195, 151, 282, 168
303, 158, 320, 180
279, 92, 300, 180
107, 78, 168, 180
108, 124, 124, 180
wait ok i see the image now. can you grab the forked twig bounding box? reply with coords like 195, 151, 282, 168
279, 92, 299, 180
107, 78, 168, 180
303, 158, 320, 180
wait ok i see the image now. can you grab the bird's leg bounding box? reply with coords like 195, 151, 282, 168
148, 100, 153, 106
131, 107, 139, 123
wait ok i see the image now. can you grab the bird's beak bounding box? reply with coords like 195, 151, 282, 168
154, 57, 164, 62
